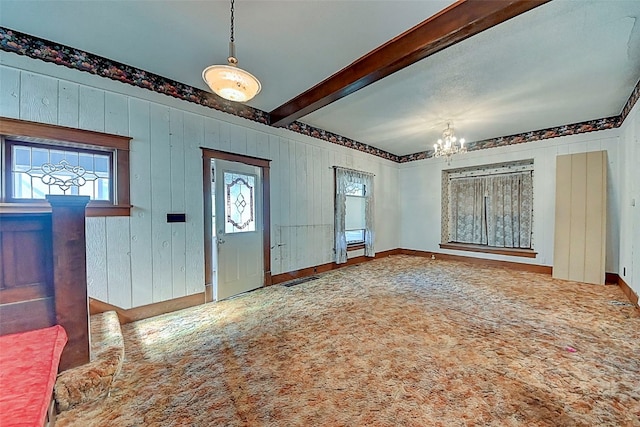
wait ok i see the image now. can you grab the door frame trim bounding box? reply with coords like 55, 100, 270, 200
201, 148, 271, 303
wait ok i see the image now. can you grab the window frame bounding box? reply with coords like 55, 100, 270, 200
0, 117, 131, 217
345, 190, 366, 247
440, 160, 537, 258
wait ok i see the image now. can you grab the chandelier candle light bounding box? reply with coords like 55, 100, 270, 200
433, 122, 466, 164
202, 0, 261, 102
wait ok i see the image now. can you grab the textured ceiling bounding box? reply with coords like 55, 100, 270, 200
1, 0, 639, 156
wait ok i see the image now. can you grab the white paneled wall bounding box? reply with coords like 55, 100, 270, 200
0, 60, 399, 309
618, 102, 640, 297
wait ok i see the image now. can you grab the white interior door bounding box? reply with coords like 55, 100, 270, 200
214, 159, 263, 300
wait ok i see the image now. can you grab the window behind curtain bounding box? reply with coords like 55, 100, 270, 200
345, 182, 365, 244
445, 161, 533, 249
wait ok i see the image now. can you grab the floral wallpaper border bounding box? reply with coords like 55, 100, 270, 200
620, 77, 640, 123
1, 27, 637, 165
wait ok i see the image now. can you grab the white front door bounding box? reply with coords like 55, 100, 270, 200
213, 159, 263, 300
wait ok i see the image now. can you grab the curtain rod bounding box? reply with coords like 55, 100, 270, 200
448, 164, 533, 179
330, 166, 375, 176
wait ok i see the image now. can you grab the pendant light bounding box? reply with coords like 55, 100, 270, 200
202, 0, 261, 103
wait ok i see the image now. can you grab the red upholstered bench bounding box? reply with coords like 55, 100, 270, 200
0, 325, 68, 427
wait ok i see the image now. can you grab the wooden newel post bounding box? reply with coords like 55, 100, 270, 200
46, 195, 90, 371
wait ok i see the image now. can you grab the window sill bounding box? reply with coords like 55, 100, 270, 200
347, 243, 365, 251
86, 204, 132, 217
439, 242, 537, 258
0, 202, 131, 217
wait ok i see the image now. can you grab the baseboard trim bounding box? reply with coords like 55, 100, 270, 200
617, 276, 640, 309
89, 292, 205, 324
400, 248, 553, 275
271, 248, 401, 285
605, 272, 619, 285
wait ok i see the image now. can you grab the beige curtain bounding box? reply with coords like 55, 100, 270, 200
486, 173, 533, 248
450, 177, 487, 244
449, 171, 532, 248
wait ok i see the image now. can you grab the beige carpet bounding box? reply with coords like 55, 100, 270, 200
57, 255, 640, 426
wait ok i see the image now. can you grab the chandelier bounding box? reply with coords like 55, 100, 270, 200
433, 122, 466, 164
202, 0, 261, 103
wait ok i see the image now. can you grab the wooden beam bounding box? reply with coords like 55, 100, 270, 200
269, 0, 552, 127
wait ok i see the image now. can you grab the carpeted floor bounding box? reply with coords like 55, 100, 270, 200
58, 255, 640, 426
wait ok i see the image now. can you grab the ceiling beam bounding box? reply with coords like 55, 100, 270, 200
269, 0, 552, 127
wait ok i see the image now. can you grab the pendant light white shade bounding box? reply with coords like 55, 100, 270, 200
202, 62, 261, 103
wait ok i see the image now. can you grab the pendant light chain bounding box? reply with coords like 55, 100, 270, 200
230, 0, 235, 43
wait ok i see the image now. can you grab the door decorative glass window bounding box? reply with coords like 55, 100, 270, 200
224, 171, 256, 233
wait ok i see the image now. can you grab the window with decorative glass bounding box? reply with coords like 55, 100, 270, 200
7, 140, 113, 202
345, 182, 366, 245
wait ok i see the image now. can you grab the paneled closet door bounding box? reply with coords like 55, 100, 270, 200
553, 151, 607, 285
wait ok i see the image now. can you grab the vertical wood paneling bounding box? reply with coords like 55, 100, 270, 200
204, 117, 220, 149
57, 81, 79, 128
294, 144, 310, 267
584, 151, 606, 284
85, 217, 108, 302
106, 217, 132, 308
322, 149, 333, 264
170, 108, 187, 298
568, 153, 587, 282
268, 135, 281, 273
230, 125, 247, 155
20, 72, 58, 124
279, 138, 291, 273
305, 145, 315, 265
183, 112, 205, 295
295, 143, 307, 266
105, 92, 129, 136
218, 121, 231, 152
79, 86, 105, 132
0, 66, 21, 118
150, 104, 173, 302
246, 129, 258, 157
256, 132, 270, 160
128, 98, 154, 307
